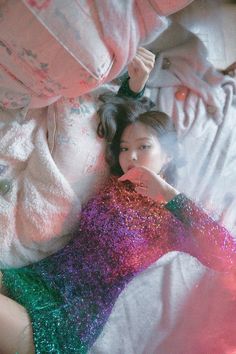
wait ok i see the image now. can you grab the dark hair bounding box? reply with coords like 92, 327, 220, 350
97, 94, 179, 183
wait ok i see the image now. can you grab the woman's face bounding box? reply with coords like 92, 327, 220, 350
119, 122, 168, 174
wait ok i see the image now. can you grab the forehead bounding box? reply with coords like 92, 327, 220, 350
121, 122, 157, 141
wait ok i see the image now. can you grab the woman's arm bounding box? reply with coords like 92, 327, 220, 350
0, 291, 34, 354
165, 194, 236, 272
117, 47, 155, 98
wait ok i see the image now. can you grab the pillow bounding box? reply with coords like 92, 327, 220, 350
0, 1, 113, 107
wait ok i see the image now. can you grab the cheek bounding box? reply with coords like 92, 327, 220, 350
142, 150, 166, 170
119, 153, 125, 169
142, 150, 159, 162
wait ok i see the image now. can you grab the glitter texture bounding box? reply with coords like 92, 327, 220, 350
2, 177, 236, 353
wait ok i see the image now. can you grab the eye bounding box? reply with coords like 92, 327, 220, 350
120, 147, 128, 152
140, 144, 151, 150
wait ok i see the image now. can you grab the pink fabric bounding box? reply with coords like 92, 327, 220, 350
0, 0, 194, 109
149, 0, 194, 16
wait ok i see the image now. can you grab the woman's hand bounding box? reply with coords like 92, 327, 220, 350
128, 47, 155, 93
118, 166, 179, 203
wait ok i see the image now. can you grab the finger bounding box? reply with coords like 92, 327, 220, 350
131, 55, 154, 73
119, 176, 138, 184
119, 173, 139, 183
136, 50, 155, 65
135, 49, 155, 61
128, 59, 146, 75
128, 56, 144, 71
118, 167, 142, 182
135, 186, 148, 196
136, 47, 155, 59
118, 171, 134, 182
129, 52, 155, 73
135, 54, 155, 71
128, 58, 140, 71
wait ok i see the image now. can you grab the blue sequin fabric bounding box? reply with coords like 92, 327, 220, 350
2, 177, 236, 353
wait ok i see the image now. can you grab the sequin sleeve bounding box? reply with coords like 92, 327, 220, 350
117, 77, 146, 99
165, 193, 236, 271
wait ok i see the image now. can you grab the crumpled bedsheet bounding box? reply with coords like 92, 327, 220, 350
90, 252, 236, 354
147, 31, 236, 235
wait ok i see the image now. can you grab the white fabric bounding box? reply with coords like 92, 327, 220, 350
147, 30, 236, 234
0, 107, 81, 267
90, 252, 236, 354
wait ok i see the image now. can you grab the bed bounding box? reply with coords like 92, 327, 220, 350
0, 1, 236, 353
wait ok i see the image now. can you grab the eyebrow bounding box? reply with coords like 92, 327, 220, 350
120, 137, 152, 144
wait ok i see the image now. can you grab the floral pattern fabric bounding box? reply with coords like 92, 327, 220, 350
0, 0, 193, 109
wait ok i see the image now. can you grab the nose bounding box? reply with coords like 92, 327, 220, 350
130, 150, 138, 161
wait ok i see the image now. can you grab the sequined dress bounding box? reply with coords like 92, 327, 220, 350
2, 177, 236, 353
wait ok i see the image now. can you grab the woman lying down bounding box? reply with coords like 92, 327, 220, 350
0, 48, 236, 354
